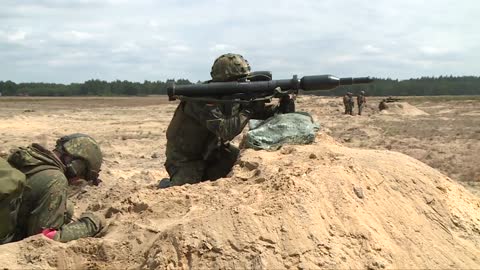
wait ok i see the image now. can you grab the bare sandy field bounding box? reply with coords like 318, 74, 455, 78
0, 95, 479, 269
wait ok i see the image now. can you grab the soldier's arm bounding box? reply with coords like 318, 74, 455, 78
50, 212, 103, 243
25, 170, 68, 236
183, 101, 251, 141
246, 93, 295, 118
26, 170, 103, 242
249, 104, 277, 120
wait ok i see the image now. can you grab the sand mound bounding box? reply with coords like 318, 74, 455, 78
380, 102, 429, 116
1, 134, 479, 269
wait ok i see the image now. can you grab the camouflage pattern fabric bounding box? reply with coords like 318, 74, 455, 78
165, 101, 275, 186
5, 144, 101, 243
55, 134, 102, 183
53, 212, 103, 243
0, 158, 26, 244
344, 96, 354, 115
64, 203, 75, 224
358, 103, 365, 115
343, 95, 349, 114
379, 100, 388, 111
348, 98, 355, 115
357, 94, 366, 115
60, 135, 102, 171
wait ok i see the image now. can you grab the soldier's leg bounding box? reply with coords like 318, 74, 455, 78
203, 144, 240, 181
165, 160, 206, 186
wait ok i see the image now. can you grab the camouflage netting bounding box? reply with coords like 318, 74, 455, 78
245, 112, 320, 150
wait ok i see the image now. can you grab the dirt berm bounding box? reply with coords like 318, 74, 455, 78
1, 134, 479, 269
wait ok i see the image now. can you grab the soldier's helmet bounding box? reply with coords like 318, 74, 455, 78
210, 53, 251, 82
55, 133, 103, 185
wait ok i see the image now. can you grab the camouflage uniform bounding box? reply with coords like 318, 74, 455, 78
164, 53, 277, 186
357, 91, 366, 115
4, 138, 103, 243
0, 158, 25, 244
344, 92, 354, 115
343, 94, 349, 114
379, 99, 388, 111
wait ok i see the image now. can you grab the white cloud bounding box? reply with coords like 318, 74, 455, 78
148, 19, 159, 28
209, 44, 237, 52
327, 55, 358, 64
112, 42, 141, 53
363, 45, 382, 54
50, 30, 95, 42
168, 44, 191, 53
7, 30, 27, 42
69, 30, 94, 41
151, 35, 166, 42
47, 51, 89, 67
419, 46, 451, 56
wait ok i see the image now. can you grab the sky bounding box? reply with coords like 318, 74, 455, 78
0, 0, 479, 83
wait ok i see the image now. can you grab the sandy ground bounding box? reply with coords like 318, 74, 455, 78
0, 95, 479, 269
298, 95, 480, 196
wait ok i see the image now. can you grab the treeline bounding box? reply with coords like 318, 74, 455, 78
0, 76, 479, 96
329, 76, 480, 96
0, 79, 192, 96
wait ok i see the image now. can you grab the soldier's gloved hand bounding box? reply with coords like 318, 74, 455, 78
277, 95, 295, 114
79, 212, 105, 236
242, 100, 266, 114
42, 228, 58, 239
244, 100, 281, 119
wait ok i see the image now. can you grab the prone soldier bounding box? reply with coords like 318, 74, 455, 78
1, 133, 104, 243
379, 99, 388, 111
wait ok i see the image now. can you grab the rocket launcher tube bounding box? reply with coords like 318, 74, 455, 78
168, 75, 373, 101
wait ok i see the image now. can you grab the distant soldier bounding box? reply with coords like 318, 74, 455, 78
379, 99, 388, 111
344, 92, 354, 115
357, 90, 367, 115
342, 93, 349, 114
1, 133, 104, 244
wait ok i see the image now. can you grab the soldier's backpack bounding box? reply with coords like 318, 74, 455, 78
0, 158, 26, 244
